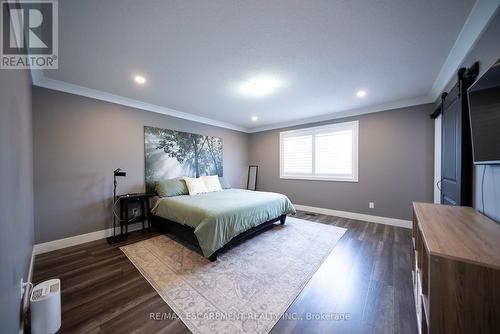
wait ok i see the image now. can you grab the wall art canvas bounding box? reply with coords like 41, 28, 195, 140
144, 126, 223, 193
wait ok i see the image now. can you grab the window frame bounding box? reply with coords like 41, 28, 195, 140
279, 120, 359, 182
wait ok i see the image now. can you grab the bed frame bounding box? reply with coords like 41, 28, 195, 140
149, 213, 287, 261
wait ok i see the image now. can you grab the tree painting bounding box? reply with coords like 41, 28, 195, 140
144, 126, 223, 193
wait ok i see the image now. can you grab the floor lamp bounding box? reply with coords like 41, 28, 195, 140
107, 168, 126, 244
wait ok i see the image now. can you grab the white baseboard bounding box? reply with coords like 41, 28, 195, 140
33, 206, 410, 256
33, 223, 145, 255
293, 204, 412, 229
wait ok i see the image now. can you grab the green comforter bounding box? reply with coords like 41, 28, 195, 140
151, 189, 296, 257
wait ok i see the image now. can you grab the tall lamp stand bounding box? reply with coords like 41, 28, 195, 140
107, 168, 126, 244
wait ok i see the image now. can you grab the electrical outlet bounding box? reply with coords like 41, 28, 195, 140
369, 202, 374, 209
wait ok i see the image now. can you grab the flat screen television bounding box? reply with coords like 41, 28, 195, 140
468, 58, 500, 164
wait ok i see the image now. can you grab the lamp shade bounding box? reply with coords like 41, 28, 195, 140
114, 169, 126, 177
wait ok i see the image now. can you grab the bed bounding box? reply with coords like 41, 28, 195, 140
149, 188, 296, 261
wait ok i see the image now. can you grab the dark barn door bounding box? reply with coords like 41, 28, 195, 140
440, 68, 475, 206
441, 87, 462, 205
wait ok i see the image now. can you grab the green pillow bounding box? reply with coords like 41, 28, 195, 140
155, 178, 189, 197
218, 176, 231, 189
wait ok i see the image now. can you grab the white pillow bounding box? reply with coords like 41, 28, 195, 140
201, 175, 223, 192
183, 177, 208, 195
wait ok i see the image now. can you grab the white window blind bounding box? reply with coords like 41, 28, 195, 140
280, 121, 359, 182
282, 134, 312, 174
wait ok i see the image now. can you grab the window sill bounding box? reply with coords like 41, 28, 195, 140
280, 176, 359, 183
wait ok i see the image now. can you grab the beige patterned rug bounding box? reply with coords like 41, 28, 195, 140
121, 217, 346, 334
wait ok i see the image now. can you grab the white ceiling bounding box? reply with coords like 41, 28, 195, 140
39, 0, 483, 132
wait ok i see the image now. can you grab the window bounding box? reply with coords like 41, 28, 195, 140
280, 121, 359, 182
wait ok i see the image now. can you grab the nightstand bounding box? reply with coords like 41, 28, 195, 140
108, 193, 154, 243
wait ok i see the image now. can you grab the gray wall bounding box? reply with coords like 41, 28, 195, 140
33, 87, 249, 243
0, 70, 34, 333
440, 8, 500, 222
249, 104, 434, 221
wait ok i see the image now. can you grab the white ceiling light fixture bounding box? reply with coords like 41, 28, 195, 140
134, 75, 147, 85
251, 116, 258, 121
356, 90, 367, 98
238, 76, 282, 97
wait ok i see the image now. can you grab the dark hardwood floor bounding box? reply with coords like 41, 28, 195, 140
33, 211, 417, 333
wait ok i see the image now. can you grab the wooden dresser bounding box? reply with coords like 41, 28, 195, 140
412, 202, 500, 334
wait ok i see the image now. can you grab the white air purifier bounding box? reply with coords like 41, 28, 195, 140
30, 279, 61, 334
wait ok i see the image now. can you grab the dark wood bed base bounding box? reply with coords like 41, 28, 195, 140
149, 213, 287, 261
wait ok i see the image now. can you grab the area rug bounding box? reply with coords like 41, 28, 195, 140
120, 217, 346, 334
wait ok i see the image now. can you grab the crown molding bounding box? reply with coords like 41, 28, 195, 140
31, 73, 249, 132
247, 95, 434, 133
32, 71, 434, 134
429, 0, 500, 100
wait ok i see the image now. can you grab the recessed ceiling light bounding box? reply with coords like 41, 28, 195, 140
356, 90, 367, 98
238, 76, 282, 97
251, 116, 258, 121
134, 75, 146, 85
